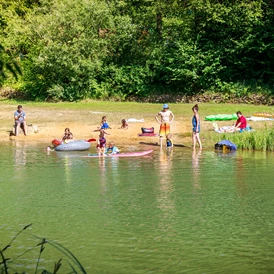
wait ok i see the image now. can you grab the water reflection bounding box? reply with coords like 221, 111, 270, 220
63, 155, 72, 185
98, 157, 107, 194
13, 141, 27, 168
192, 149, 202, 190
2, 143, 274, 273
157, 148, 175, 221
235, 154, 248, 198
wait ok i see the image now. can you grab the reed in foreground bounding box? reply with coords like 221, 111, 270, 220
0, 224, 86, 274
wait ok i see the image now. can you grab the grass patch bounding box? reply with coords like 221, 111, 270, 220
205, 125, 274, 151
0, 99, 274, 115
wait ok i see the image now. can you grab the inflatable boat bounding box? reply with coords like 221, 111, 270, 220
54, 140, 91, 151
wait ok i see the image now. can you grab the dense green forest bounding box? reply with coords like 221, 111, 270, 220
1, 0, 274, 101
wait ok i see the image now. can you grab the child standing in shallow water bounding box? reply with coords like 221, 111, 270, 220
97, 129, 110, 155
166, 133, 173, 148
192, 104, 202, 149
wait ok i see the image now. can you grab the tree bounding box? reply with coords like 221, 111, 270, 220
0, 44, 21, 84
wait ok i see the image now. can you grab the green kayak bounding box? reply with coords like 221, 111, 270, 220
205, 113, 237, 121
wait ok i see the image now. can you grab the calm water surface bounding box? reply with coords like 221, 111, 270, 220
1, 141, 274, 273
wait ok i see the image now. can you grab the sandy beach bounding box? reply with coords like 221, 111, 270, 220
1, 103, 194, 146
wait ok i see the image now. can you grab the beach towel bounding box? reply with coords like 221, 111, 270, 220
213, 123, 235, 133
127, 118, 145, 123
213, 123, 253, 133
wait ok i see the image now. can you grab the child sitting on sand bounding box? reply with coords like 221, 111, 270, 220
100, 116, 111, 129
93, 116, 112, 132
120, 119, 129, 129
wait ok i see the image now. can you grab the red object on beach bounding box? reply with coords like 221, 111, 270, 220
52, 139, 62, 147
86, 138, 96, 142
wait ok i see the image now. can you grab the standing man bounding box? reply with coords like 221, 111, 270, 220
14, 105, 27, 136
155, 104, 175, 147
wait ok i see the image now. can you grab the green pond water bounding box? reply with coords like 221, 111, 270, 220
1, 141, 274, 273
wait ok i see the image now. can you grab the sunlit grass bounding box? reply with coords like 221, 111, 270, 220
203, 124, 274, 151
1, 100, 274, 116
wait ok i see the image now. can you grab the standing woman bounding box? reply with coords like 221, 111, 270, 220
192, 104, 202, 149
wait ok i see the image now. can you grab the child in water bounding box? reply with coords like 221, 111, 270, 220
120, 119, 129, 129
105, 141, 120, 155
166, 133, 173, 148
97, 129, 110, 155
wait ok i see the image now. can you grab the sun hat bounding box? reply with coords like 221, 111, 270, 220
163, 104, 169, 109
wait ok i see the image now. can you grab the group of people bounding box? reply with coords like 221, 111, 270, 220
213, 111, 248, 133
94, 116, 129, 155
155, 103, 202, 149
14, 104, 248, 152
155, 104, 249, 149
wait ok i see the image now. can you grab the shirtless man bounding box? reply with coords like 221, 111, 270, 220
155, 104, 175, 147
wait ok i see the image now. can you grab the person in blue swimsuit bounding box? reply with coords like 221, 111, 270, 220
192, 104, 202, 149
93, 116, 112, 132
100, 116, 111, 129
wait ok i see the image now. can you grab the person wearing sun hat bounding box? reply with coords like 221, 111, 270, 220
155, 103, 175, 146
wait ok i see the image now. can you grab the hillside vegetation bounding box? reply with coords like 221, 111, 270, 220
1, 0, 274, 102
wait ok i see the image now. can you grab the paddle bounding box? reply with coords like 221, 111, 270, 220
87, 138, 96, 142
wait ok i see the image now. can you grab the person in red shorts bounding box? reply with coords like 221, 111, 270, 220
155, 104, 175, 147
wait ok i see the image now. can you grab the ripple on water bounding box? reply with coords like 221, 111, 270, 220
1, 144, 274, 273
